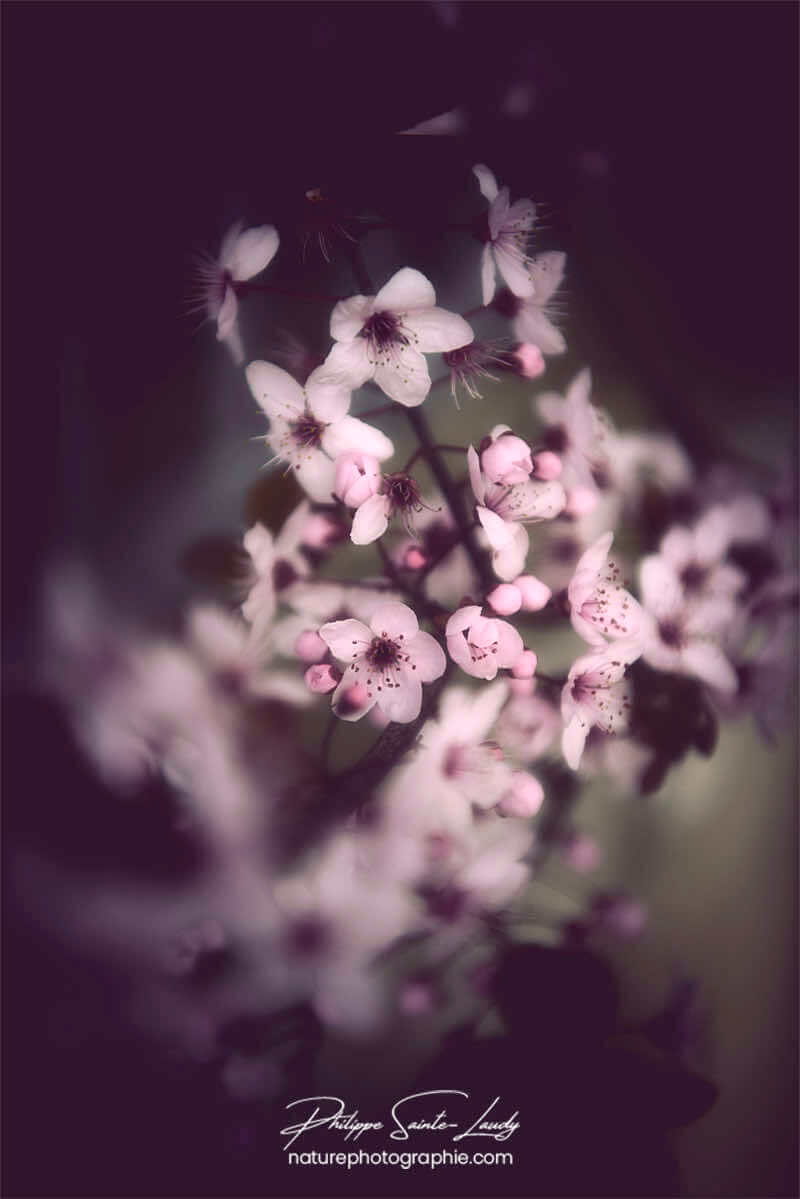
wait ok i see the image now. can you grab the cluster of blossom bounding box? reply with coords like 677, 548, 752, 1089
43, 162, 796, 1096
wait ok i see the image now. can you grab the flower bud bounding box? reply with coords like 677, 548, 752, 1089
511, 649, 538, 678
533, 451, 562, 480
499, 771, 544, 818
304, 664, 340, 694
294, 629, 327, 663
335, 682, 370, 716
481, 433, 534, 485
403, 545, 428, 570
334, 451, 381, 508
509, 676, 536, 697
303, 513, 344, 548
515, 575, 552, 611
514, 342, 546, 378
487, 583, 522, 615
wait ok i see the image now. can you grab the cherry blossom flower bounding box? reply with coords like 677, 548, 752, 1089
322, 267, 473, 407
568, 532, 644, 648
194, 223, 279, 365
535, 368, 614, 498
446, 605, 524, 680
473, 164, 536, 306
334, 450, 382, 508
561, 641, 641, 770
657, 497, 769, 614
637, 554, 738, 693
512, 251, 568, 355
468, 445, 566, 580
246, 361, 394, 503
188, 605, 311, 707
319, 602, 446, 723
240, 501, 317, 650
348, 472, 435, 546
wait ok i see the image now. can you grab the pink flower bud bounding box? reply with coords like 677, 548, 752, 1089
509, 676, 536, 697
487, 583, 523, 615
334, 451, 381, 508
403, 545, 428, 570
515, 575, 552, 611
294, 629, 327, 663
303, 513, 342, 548
481, 433, 534, 485
533, 451, 562, 480
514, 342, 546, 378
335, 682, 370, 716
564, 833, 601, 873
499, 771, 545, 818
564, 487, 599, 518
304, 663, 340, 693
512, 649, 538, 678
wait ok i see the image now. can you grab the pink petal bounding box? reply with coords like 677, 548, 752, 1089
445, 605, 482, 637
376, 669, 422, 723
370, 602, 418, 640
246, 360, 305, 421
321, 415, 394, 462
494, 244, 535, 298
225, 225, 279, 281
374, 267, 436, 313
321, 339, 373, 388
305, 367, 352, 423
527, 251, 566, 306
401, 308, 474, 353
330, 294, 374, 342
373, 347, 431, 407
473, 163, 499, 203
351, 494, 390, 545
481, 243, 496, 307
319, 618, 373, 661
681, 641, 738, 693
562, 714, 589, 770
407, 631, 447, 682
293, 453, 337, 504
494, 619, 525, 669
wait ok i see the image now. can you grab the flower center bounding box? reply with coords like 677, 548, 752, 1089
289, 412, 325, 449
360, 310, 408, 352
366, 634, 401, 668
680, 562, 708, 592
658, 619, 684, 648
384, 472, 422, 513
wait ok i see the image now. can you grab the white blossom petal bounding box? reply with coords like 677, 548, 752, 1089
375, 267, 436, 313
351, 494, 390, 545
481, 243, 496, 307
562, 714, 589, 770
377, 669, 422, 723
330, 294, 374, 341
305, 367, 352, 423
473, 163, 499, 204
319, 618, 373, 661
373, 347, 431, 407
407, 631, 446, 682
321, 415, 394, 462
246, 361, 305, 421
370, 602, 419, 640
293, 453, 337, 504
494, 243, 534, 298
528, 252, 566, 306
681, 641, 738, 693
224, 225, 279, 281
321, 339, 374, 388
401, 307, 474, 353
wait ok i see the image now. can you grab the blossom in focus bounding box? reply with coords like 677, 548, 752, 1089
246, 361, 393, 503
480, 425, 534, 486
561, 641, 641, 769
473, 164, 536, 306
512, 251, 568, 355
638, 554, 739, 693
468, 445, 566, 580
320, 602, 446, 723
568, 532, 644, 648
348, 472, 435, 546
195, 223, 279, 365
322, 268, 473, 407
446, 605, 524, 680
334, 451, 382, 508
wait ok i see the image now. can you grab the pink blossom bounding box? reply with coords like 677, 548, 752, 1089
403, 546, 428, 570
515, 574, 552, 611
473, 164, 536, 306
194, 222, 279, 365
563, 833, 601, 872
498, 771, 544, 818
246, 361, 394, 504
514, 343, 546, 378
304, 664, 340, 694
334, 451, 382, 508
568, 532, 644, 648
322, 268, 473, 407
512, 251, 568, 356
320, 602, 446, 723
561, 641, 641, 769
446, 605, 524, 680
535, 369, 613, 498
487, 583, 523, 615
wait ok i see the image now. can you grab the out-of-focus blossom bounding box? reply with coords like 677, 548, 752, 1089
568, 532, 644, 648
638, 555, 738, 693
468, 445, 566, 581
495, 686, 561, 763
561, 641, 641, 769
498, 770, 544, 818
189, 605, 311, 707
322, 268, 473, 407
473, 164, 536, 306
446, 605, 524, 680
514, 343, 546, 377
487, 583, 523, 616
658, 498, 768, 615
304, 663, 340, 694
246, 361, 393, 503
512, 251, 567, 355
536, 368, 613, 500
515, 573, 552, 611
320, 602, 446, 723
194, 222, 279, 365
240, 502, 315, 648
511, 649, 538, 679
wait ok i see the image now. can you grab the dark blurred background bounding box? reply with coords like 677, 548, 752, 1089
3, 3, 798, 1196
